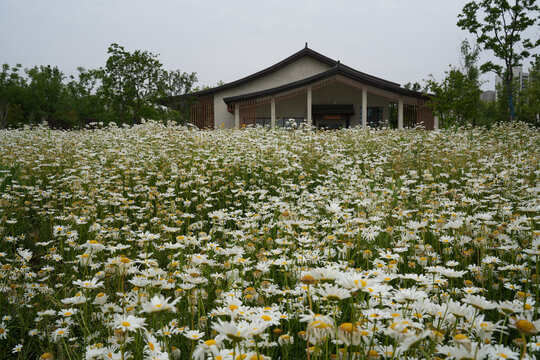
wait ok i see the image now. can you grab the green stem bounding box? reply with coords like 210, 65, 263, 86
499, 315, 508, 344
332, 306, 339, 359
520, 334, 527, 360
307, 285, 313, 312
63, 339, 74, 360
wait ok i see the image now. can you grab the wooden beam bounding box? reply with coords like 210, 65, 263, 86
307, 86, 312, 127
362, 88, 367, 129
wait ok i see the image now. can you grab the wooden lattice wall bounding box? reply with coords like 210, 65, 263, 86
416, 99, 434, 130
189, 95, 214, 129
240, 99, 257, 127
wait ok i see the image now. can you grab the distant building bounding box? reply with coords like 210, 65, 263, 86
495, 66, 529, 99
481, 90, 496, 102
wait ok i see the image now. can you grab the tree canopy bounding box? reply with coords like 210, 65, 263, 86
0, 44, 197, 129
516, 55, 540, 125
457, 0, 540, 120
425, 40, 482, 127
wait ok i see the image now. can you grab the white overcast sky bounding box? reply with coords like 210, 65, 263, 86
1, 0, 538, 91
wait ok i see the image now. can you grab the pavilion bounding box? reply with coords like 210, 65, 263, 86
169, 45, 438, 130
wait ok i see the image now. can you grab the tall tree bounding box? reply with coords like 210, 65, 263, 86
426, 69, 481, 126
99, 43, 164, 124
425, 40, 482, 127
459, 39, 482, 126
516, 55, 540, 125
25, 65, 66, 125
0, 64, 25, 129
457, 0, 540, 121
63, 67, 111, 126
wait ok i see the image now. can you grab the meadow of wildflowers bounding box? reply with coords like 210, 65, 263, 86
0, 122, 539, 360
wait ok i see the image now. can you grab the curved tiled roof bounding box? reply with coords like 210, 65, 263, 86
167, 46, 423, 104
222, 63, 428, 104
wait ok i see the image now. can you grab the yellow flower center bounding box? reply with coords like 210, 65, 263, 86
310, 320, 328, 329
300, 274, 316, 285
515, 319, 537, 335
338, 323, 354, 333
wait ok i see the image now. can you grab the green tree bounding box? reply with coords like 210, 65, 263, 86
404, 82, 422, 91
99, 43, 164, 124
2, 45, 198, 128
460, 39, 482, 126
191, 80, 225, 93
426, 70, 475, 126
0, 64, 26, 128
492, 80, 515, 122
457, 0, 540, 121
477, 96, 501, 127
63, 67, 114, 126
516, 55, 540, 125
160, 69, 198, 124
24, 65, 67, 126
425, 40, 482, 127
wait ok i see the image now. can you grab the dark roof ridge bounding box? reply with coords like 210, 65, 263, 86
183, 46, 338, 98
166, 46, 413, 105
340, 63, 401, 87
223, 66, 429, 104
179, 46, 400, 97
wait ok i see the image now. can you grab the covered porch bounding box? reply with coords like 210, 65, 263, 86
223, 73, 438, 130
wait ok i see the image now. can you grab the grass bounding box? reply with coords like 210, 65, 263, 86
0, 121, 538, 360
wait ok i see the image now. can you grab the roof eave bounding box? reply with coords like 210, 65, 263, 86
223, 66, 431, 104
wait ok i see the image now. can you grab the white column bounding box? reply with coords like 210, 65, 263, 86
434, 115, 439, 130
362, 88, 367, 129
383, 101, 390, 128
270, 97, 276, 128
307, 86, 312, 127
398, 100, 404, 130
234, 103, 240, 128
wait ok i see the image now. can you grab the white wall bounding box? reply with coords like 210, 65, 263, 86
213, 56, 333, 128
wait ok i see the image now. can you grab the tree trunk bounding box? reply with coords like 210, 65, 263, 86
506, 77, 515, 121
